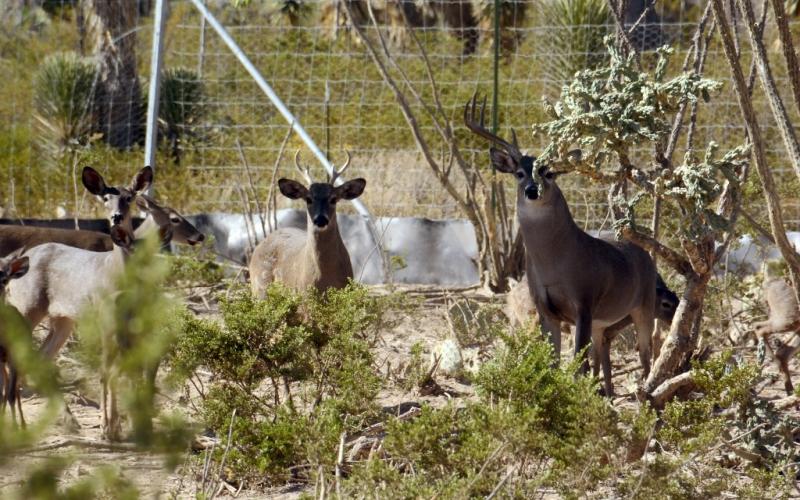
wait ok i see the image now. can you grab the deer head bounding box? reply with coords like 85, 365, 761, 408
278, 151, 366, 230
0, 248, 29, 299
464, 94, 568, 205
135, 195, 205, 246
82, 166, 153, 228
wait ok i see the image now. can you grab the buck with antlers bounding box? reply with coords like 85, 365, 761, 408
249, 152, 366, 296
466, 95, 659, 396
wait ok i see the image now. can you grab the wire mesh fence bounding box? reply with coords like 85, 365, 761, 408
2, 0, 800, 230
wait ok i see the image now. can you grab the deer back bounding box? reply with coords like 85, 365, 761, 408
6, 241, 127, 324
762, 278, 800, 332
0, 225, 112, 257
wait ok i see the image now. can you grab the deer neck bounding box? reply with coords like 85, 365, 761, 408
304, 217, 346, 274
517, 185, 582, 266
133, 215, 156, 239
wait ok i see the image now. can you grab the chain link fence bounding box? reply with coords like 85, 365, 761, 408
2, 0, 799, 230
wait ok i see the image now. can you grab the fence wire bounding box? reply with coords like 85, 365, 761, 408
2, 1, 800, 231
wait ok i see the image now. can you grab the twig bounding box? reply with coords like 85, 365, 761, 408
209, 408, 236, 500
267, 122, 294, 232
486, 464, 516, 500
20, 437, 139, 453
235, 138, 265, 239
335, 431, 345, 498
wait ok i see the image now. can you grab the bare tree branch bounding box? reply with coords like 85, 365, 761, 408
713, 0, 800, 305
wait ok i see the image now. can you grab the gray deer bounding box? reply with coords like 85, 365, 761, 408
465, 95, 659, 396
249, 152, 366, 296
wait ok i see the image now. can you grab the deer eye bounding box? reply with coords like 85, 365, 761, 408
515, 171, 524, 180
170, 217, 181, 224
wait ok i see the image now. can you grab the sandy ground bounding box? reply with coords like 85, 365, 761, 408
0, 285, 797, 498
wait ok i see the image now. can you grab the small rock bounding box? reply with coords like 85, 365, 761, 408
432, 339, 462, 376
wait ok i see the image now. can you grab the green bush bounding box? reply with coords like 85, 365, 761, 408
169, 282, 396, 483
344, 327, 621, 497
33, 51, 98, 156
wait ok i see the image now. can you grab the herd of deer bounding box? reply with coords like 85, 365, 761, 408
1, 95, 799, 439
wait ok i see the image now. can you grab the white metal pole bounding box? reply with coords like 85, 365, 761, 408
145, 0, 168, 186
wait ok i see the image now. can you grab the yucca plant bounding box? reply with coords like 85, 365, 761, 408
158, 67, 204, 163
541, 0, 612, 82
33, 52, 99, 156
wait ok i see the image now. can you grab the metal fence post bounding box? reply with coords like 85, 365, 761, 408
144, 0, 168, 190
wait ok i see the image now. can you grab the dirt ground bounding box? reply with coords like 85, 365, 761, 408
1, 285, 797, 498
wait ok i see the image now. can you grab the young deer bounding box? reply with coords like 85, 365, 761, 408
6, 166, 151, 360
755, 275, 800, 395
0, 248, 31, 426
466, 95, 658, 396
249, 152, 366, 296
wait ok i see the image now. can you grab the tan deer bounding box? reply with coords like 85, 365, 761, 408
0, 248, 31, 426
754, 274, 800, 395
249, 152, 366, 296
466, 94, 658, 396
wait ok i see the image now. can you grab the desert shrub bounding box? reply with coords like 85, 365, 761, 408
33, 51, 98, 156
618, 352, 798, 498
344, 327, 623, 497
169, 281, 397, 483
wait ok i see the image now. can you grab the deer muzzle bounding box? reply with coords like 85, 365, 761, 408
524, 183, 540, 200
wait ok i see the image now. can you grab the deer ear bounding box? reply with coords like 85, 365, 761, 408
131, 166, 154, 194
82, 166, 108, 196
489, 147, 516, 174
110, 226, 134, 249
7, 256, 29, 280
334, 178, 366, 200
278, 179, 309, 200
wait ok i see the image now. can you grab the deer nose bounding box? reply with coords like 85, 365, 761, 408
524, 184, 539, 200
312, 215, 329, 228
196, 233, 205, 242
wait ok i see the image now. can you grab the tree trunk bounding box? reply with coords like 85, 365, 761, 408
643, 269, 711, 395
83, 0, 143, 149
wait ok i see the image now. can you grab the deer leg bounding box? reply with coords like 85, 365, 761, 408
574, 309, 592, 374
41, 317, 75, 359
538, 314, 561, 365
592, 328, 614, 397
630, 308, 655, 380
776, 334, 800, 395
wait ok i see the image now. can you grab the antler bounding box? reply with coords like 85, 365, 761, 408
294, 150, 314, 184
463, 92, 522, 162
329, 150, 351, 185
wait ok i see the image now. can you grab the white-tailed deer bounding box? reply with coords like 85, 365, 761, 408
755, 275, 800, 395
0, 248, 31, 426
466, 95, 659, 396
6, 166, 151, 359
0, 194, 204, 258
249, 152, 366, 296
